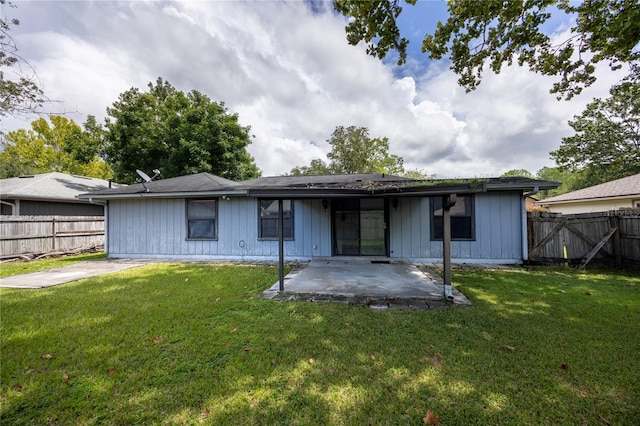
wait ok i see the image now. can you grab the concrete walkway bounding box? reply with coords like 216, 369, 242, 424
262, 259, 471, 310
0, 260, 145, 289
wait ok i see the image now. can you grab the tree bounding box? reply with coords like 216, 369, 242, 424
104, 78, 260, 184
289, 158, 333, 176
535, 166, 585, 199
289, 125, 405, 175
334, 0, 640, 99
550, 65, 640, 187
0, 0, 45, 118
0, 115, 113, 179
501, 169, 534, 178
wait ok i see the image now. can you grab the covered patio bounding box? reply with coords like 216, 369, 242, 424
261, 259, 471, 310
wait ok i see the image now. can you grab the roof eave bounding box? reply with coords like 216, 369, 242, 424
247, 184, 486, 198
485, 182, 560, 191
78, 189, 247, 200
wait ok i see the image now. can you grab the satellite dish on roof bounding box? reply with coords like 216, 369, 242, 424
136, 169, 152, 182
136, 169, 161, 182
136, 169, 161, 192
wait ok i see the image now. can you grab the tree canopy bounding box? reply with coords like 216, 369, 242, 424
0, 0, 45, 118
550, 64, 640, 187
289, 125, 405, 176
501, 169, 534, 178
0, 115, 112, 179
104, 78, 260, 184
334, 0, 640, 99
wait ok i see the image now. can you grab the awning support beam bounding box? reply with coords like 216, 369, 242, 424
278, 198, 285, 292
443, 194, 456, 300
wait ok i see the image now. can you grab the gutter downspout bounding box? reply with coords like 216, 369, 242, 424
89, 198, 109, 255
521, 187, 539, 262
0, 200, 17, 215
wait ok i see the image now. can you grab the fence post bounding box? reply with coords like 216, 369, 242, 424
609, 211, 622, 268
52, 217, 56, 251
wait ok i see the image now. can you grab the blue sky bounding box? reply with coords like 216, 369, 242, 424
2, 0, 624, 178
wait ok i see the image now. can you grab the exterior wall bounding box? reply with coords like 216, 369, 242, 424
0, 199, 104, 216
546, 198, 639, 214
107, 198, 331, 260
389, 192, 524, 263
106, 191, 525, 263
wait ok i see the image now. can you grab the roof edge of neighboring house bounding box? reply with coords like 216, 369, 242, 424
535, 193, 640, 205
1, 195, 97, 204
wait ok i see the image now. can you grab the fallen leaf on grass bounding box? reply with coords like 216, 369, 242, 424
231, 327, 238, 333
153, 336, 163, 343
40, 354, 53, 360
215, 297, 221, 302
423, 409, 439, 424
106, 368, 115, 375
598, 414, 611, 425
309, 358, 315, 364
505, 345, 516, 352
370, 354, 376, 361
202, 408, 210, 420
63, 373, 70, 382
431, 353, 443, 365
184, 278, 189, 282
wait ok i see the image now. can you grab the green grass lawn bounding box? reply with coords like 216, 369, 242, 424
0, 253, 107, 278
1, 264, 638, 425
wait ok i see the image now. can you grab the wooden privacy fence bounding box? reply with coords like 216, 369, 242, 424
528, 209, 640, 269
0, 216, 104, 259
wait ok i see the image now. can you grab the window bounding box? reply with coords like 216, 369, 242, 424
186, 199, 217, 239
259, 199, 293, 239
431, 195, 474, 240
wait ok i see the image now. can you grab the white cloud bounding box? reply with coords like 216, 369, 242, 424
3, 1, 625, 178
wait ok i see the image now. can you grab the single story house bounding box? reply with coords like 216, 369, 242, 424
80, 172, 558, 264
1, 172, 119, 216
535, 173, 640, 214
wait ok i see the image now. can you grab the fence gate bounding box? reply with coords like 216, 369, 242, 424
527, 210, 640, 270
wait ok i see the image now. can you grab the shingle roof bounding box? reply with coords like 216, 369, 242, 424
79, 172, 241, 197
239, 173, 412, 189
538, 174, 640, 204
78, 172, 559, 199
0, 172, 120, 202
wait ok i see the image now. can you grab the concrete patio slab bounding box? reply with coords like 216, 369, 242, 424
0, 260, 145, 289
262, 259, 471, 310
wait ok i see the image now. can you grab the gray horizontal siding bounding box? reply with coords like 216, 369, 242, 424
107, 198, 331, 260
107, 193, 524, 263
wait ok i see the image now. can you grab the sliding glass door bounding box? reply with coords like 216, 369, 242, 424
333, 199, 387, 256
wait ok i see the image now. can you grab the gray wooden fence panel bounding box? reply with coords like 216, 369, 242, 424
619, 211, 640, 267
528, 210, 640, 269
0, 216, 104, 258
